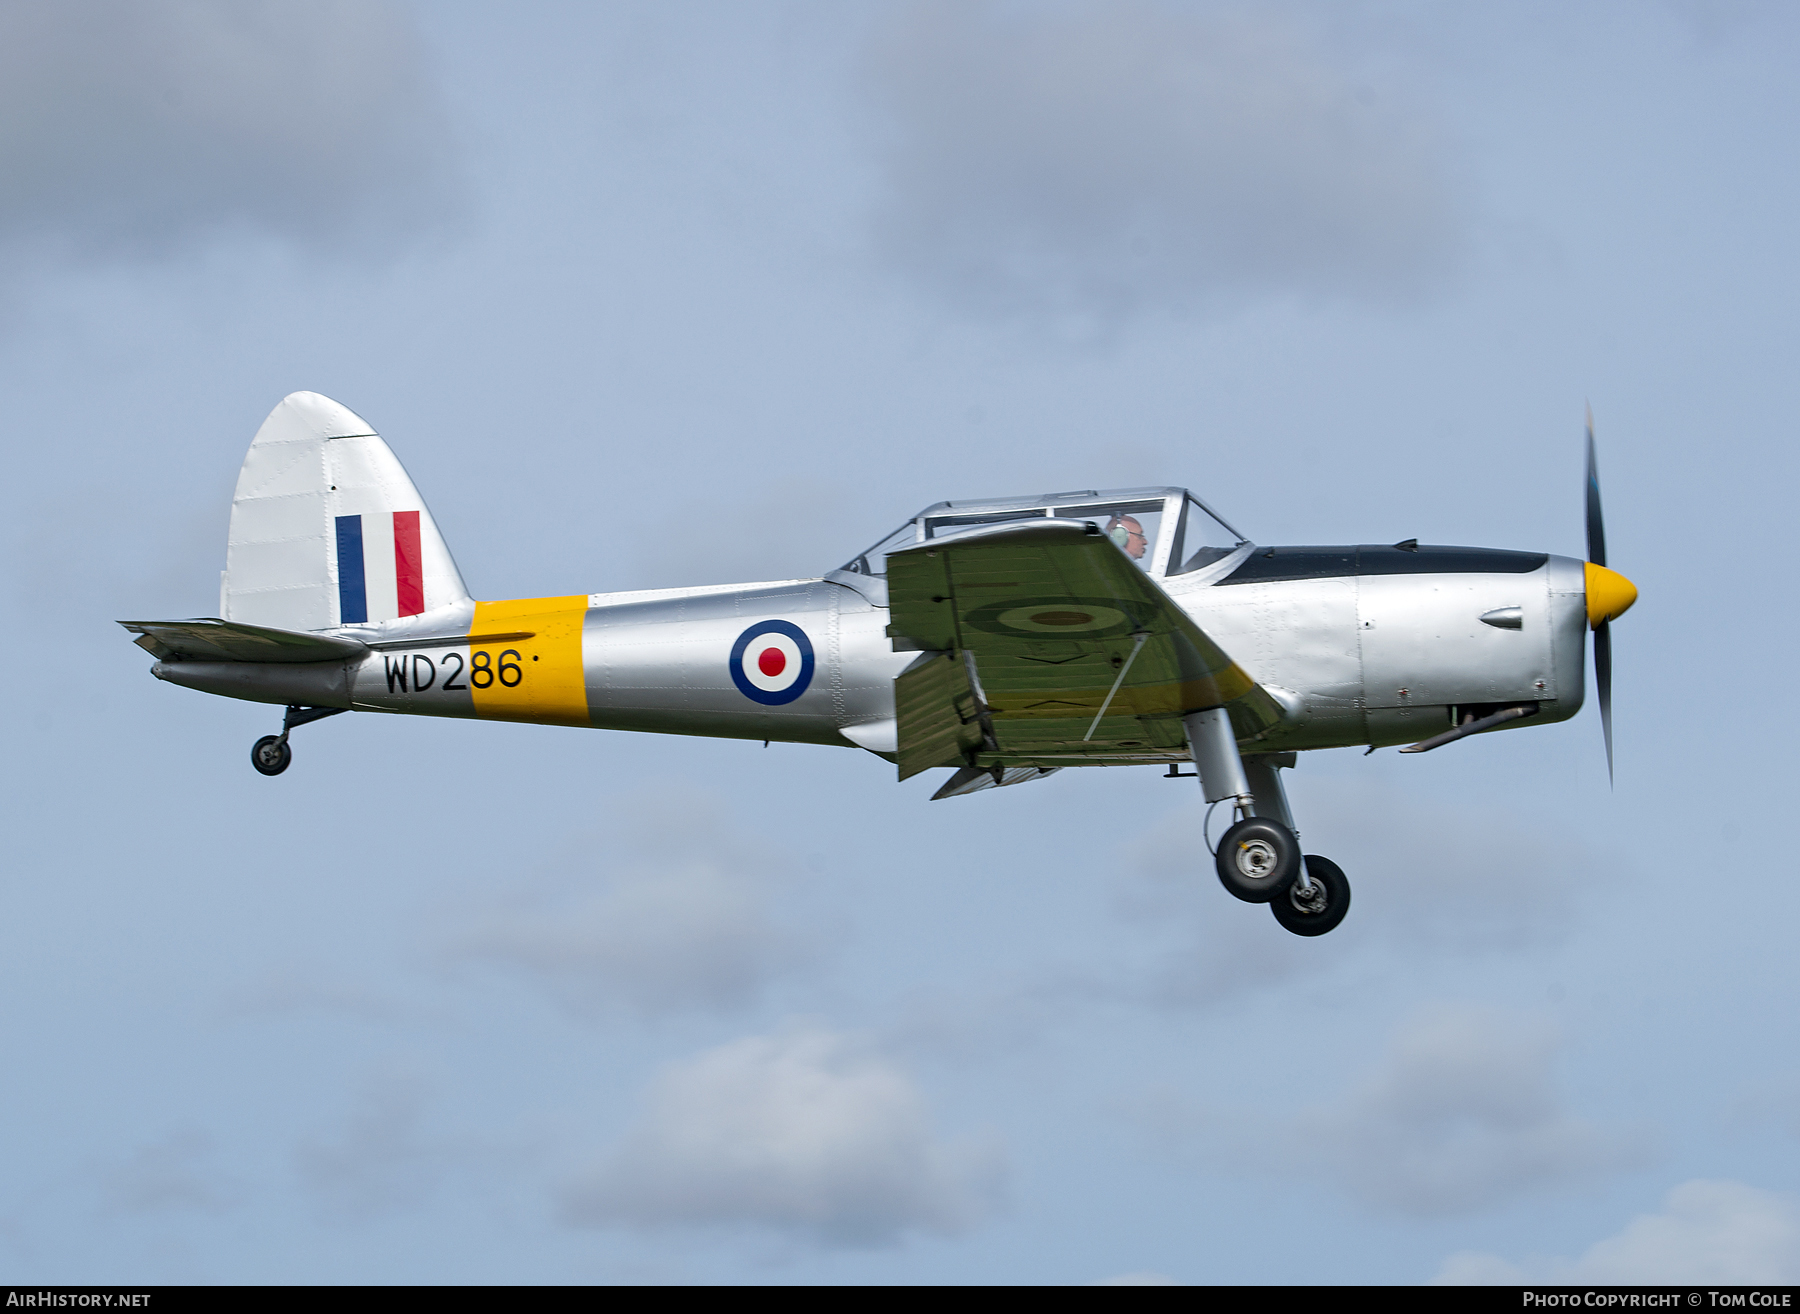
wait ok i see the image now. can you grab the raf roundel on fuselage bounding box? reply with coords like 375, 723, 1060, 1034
729, 620, 816, 705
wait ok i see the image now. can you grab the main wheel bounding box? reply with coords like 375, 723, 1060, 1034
1271, 855, 1351, 936
251, 735, 291, 777
1214, 816, 1300, 903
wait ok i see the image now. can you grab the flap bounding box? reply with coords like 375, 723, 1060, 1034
886, 520, 1283, 779
119, 618, 369, 664
930, 764, 1062, 800
894, 649, 986, 780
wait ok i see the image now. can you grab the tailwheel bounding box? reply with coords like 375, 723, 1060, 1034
1214, 816, 1300, 903
251, 734, 292, 777
1271, 855, 1351, 936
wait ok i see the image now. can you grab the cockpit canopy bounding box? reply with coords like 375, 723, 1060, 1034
840, 487, 1247, 582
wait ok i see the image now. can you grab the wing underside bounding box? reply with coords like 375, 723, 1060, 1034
885, 520, 1281, 781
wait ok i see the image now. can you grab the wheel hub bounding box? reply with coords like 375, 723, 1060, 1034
1289, 879, 1329, 915
1235, 839, 1278, 880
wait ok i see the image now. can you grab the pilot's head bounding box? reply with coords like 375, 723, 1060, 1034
1107, 514, 1148, 560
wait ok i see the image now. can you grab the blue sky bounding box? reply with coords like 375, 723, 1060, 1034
3, 0, 1798, 1284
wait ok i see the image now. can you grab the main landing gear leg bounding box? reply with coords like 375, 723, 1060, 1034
1244, 750, 1352, 937
1181, 711, 1352, 934
1185, 708, 1299, 903
250, 705, 346, 777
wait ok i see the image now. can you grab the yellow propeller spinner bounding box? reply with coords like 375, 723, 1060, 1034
1584, 561, 1638, 628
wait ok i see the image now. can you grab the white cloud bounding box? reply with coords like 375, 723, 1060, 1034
1317, 1007, 1645, 1214
0, 1, 453, 269
561, 1025, 1004, 1247
1142, 1005, 1647, 1214
101, 1130, 240, 1215
1433, 1250, 1530, 1283
295, 1072, 446, 1220
863, 0, 1462, 326
1435, 1180, 1800, 1284
446, 793, 815, 1017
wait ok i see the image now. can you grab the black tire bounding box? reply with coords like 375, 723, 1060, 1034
251, 735, 291, 777
1271, 855, 1351, 936
1214, 816, 1300, 903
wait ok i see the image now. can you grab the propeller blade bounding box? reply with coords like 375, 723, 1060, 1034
1594, 618, 1613, 786
1585, 404, 1607, 568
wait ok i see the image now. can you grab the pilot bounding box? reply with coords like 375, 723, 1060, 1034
1106, 514, 1148, 561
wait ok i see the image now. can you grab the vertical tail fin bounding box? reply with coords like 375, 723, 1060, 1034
223, 392, 470, 632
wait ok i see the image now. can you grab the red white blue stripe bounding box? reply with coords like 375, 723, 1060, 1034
335, 511, 425, 624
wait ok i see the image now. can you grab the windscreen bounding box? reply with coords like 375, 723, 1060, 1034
1167, 495, 1248, 575
840, 522, 919, 577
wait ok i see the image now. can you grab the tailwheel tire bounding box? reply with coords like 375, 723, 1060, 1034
251, 735, 291, 777
1271, 855, 1351, 936
1214, 816, 1300, 903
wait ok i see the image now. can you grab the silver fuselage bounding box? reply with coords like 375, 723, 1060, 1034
157, 547, 1588, 759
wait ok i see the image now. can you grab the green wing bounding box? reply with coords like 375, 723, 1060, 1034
886, 520, 1280, 780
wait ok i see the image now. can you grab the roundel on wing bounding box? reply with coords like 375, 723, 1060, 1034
729, 620, 816, 705
963, 597, 1149, 640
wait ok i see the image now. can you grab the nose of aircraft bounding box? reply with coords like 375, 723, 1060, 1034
1584, 561, 1638, 627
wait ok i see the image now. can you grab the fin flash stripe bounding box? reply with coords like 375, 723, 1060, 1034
336, 512, 428, 624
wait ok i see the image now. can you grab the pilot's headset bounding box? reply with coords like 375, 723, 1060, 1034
1105, 515, 1131, 550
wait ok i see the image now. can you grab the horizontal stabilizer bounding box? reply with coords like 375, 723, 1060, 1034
118, 618, 368, 664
